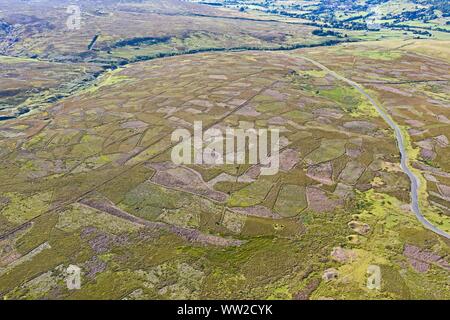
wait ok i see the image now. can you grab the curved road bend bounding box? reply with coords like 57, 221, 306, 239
299, 55, 450, 239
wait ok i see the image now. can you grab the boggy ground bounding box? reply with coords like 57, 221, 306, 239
0, 49, 449, 299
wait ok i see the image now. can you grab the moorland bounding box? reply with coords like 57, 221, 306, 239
0, 0, 449, 300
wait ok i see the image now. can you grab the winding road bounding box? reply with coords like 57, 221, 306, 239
300, 55, 450, 239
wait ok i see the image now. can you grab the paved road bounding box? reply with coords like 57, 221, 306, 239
300, 55, 450, 239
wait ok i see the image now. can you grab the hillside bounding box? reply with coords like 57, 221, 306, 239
0, 0, 449, 301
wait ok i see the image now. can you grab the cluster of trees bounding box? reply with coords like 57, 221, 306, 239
0, 20, 12, 35
411, 29, 432, 36
381, 8, 438, 23
411, 0, 449, 16
305, 20, 369, 31
312, 29, 345, 38
111, 36, 171, 49
224, 0, 449, 34
384, 23, 449, 34
198, 2, 224, 6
